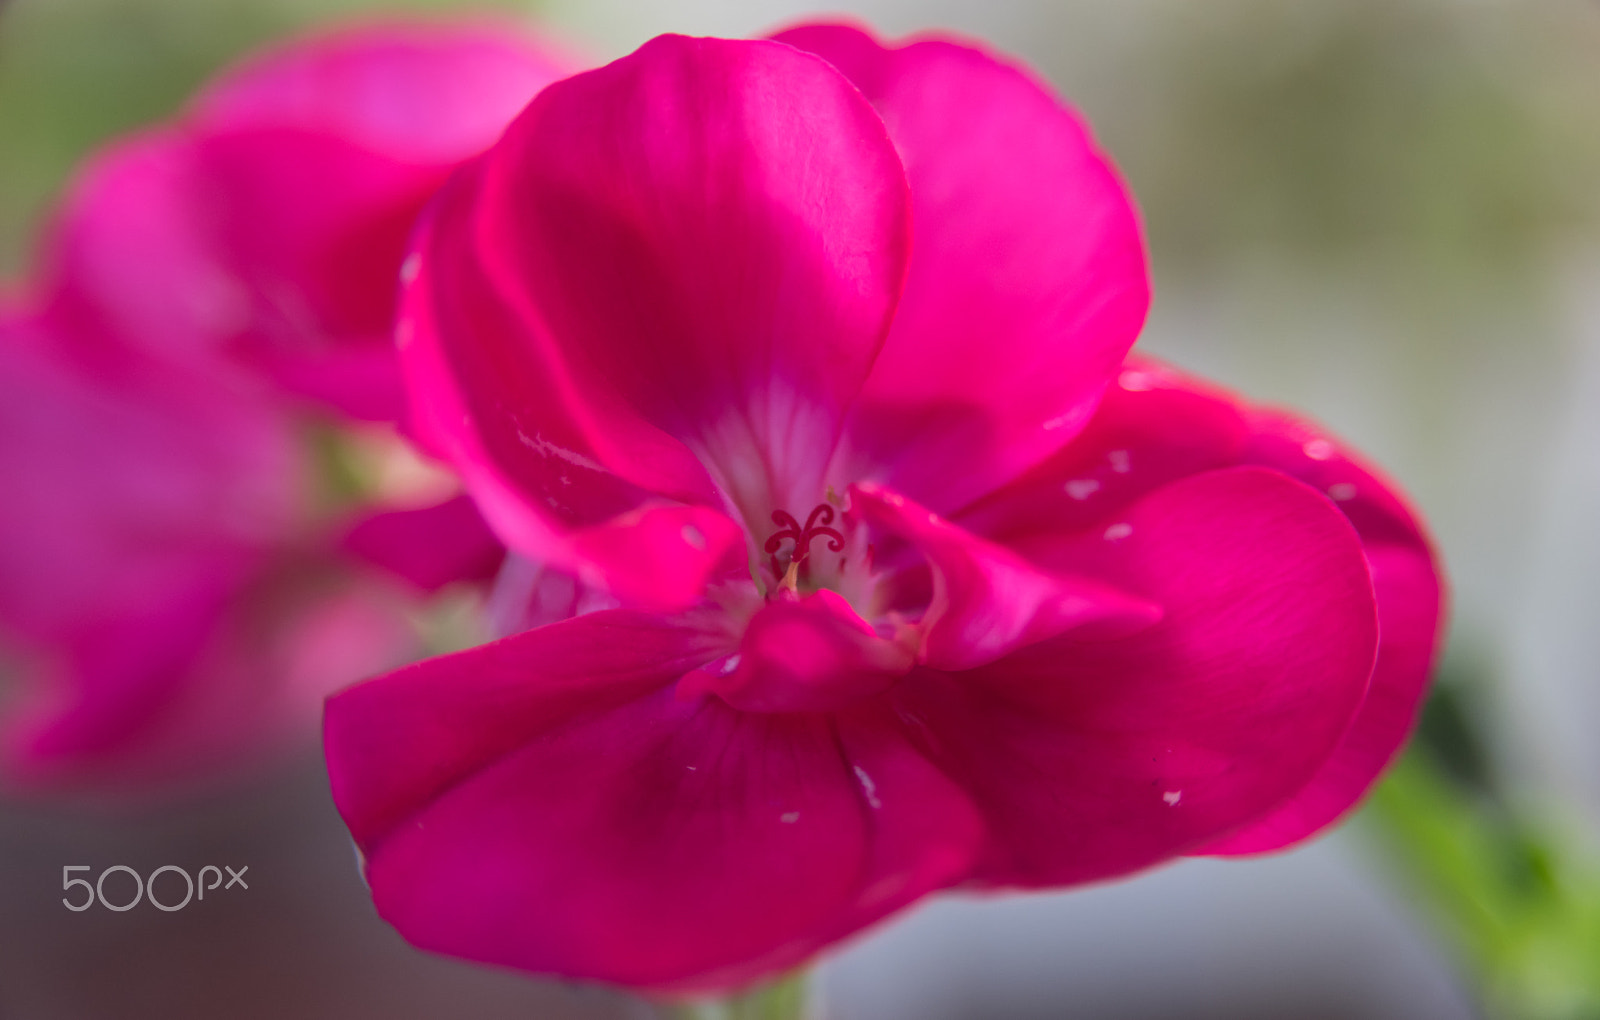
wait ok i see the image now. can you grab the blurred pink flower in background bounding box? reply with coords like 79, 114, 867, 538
0, 311, 327, 791
0, 20, 571, 794
42, 18, 570, 422
324, 24, 1443, 993
38, 19, 581, 592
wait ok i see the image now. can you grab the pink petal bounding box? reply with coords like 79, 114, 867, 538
39, 131, 230, 369
775, 24, 1148, 513
266, 343, 410, 422
191, 20, 571, 164
331, 621, 980, 990
483, 556, 618, 637
679, 590, 915, 713
1194, 541, 1442, 854
407, 34, 912, 552
787, 707, 984, 965
0, 318, 300, 644
401, 175, 746, 609
364, 694, 863, 991
957, 357, 1445, 852
850, 482, 1161, 670
185, 127, 449, 420
0, 316, 321, 792
6, 574, 414, 795
325, 609, 733, 845
2, 569, 238, 780
952, 363, 1253, 546
342, 493, 506, 592
659, 706, 984, 991
895, 467, 1379, 886
398, 161, 723, 551
566, 504, 747, 612
41, 22, 569, 422
1193, 398, 1445, 854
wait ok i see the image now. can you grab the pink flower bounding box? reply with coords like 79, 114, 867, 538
323, 26, 1444, 992
0, 21, 569, 793
0, 313, 371, 792
41, 19, 570, 422
35, 20, 575, 588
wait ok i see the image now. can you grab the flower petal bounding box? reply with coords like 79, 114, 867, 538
39, 131, 230, 368
5, 572, 414, 796
894, 467, 1379, 886
338, 672, 979, 991
397, 169, 706, 549
184, 127, 448, 420
2, 567, 237, 787
679, 590, 915, 713
410, 34, 912, 547
951, 361, 1254, 546
325, 608, 732, 845
0, 313, 423, 794
483, 556, 619, 637
673, 705, 985, 990
567, 504, 747, 612
190, 20, 570, 163
0, 317, 299, 644
850, 482, 1161, 671
954, 359, 1445, 852
775, 24, 1148, 512
342, 493, 506, 592
1194, 541, 1441, 854
1193, 400, 1445, 854
399, 179, 746, 611
792, 707, 984, 961
41, 23, 568, 421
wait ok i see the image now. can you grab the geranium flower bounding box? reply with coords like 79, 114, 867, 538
0, 21, 570, 792
37, 20, 574, 590
0, 312, 404, 792
324, 25, 1443, 992
42, 18, 569, 422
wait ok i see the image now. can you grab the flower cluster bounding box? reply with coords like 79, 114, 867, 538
0, 22, 565, 792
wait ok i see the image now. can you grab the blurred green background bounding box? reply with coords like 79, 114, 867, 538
3, 1, 1600, 1018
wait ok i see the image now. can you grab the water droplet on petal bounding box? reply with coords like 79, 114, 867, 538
780, 812, 800, 824
1328, 482, 1357, 501
1108, 449, 1131, 473
400, 252, 422, 285
681, 524, 706, 550
1065, 479, 1101, 500
1119, 370, 1153, 392
853, 765, 882, 809
1163, 790, 1182, 806
1104, 522, 1133, 541
1303, 439, 1335, 461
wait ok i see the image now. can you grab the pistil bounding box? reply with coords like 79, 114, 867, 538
763, 503, 846, 580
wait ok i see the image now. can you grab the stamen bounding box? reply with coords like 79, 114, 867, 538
764, 503, 847, 580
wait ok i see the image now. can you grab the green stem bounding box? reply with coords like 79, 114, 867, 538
663, 969, 812, 1020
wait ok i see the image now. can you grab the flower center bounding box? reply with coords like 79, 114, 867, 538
763, 503, 845, 581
